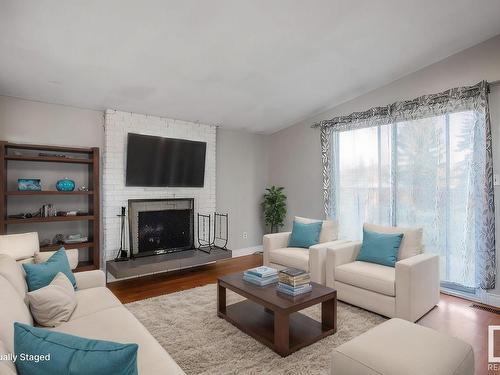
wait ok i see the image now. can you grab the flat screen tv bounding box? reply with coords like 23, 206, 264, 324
126, 133, 206, 187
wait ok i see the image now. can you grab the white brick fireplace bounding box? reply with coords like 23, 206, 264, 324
102, 110, 216, 262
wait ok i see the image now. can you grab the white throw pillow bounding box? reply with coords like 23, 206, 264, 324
294, 216, 338, 243
27, 272, 77, 327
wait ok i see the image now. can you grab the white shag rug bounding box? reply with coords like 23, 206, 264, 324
126, 283, 385, 375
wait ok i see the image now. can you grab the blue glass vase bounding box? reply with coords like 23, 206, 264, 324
56, 178, 75, 192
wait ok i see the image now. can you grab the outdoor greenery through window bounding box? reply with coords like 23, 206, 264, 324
333, 111, 477, 291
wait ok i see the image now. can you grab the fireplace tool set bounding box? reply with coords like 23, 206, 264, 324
197, 212, 229, 253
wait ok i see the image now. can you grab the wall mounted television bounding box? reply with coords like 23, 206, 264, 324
125, 133, 206, 187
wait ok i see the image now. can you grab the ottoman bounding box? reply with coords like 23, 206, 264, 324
331, 318, 474, 375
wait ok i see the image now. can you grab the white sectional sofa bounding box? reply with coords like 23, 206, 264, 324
0, 232, 185, 375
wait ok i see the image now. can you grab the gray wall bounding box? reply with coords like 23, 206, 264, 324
268, 34, 500, 297
0, 96, 268, 252
0, 96, 104, 256
216, 129, 269, 251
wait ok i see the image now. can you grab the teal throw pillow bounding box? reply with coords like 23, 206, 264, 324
288, 220, 322, 248
22, 248, 77, 291
356, 229, 403, 267
14, 322, 138, 375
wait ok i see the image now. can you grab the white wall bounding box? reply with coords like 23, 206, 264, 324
268, 34, 500, 297
102, 110, 216, 261
216, 129, 269, 253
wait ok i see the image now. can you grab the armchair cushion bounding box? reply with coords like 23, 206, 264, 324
364, 223, 423, 260
295, 216, 338, 243
357, 229, 403, 267
288, 220, 322, 248
336, 261, 396, 296
268, 247, 309, 271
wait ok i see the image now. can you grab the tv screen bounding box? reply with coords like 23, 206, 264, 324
126, 133, 206, 187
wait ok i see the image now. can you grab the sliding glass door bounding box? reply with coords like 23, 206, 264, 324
333, 111, 477, 290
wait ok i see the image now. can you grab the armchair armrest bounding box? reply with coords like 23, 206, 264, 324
325, 241, 361, 287
263, 232, 291, 266
74, 270, 106, 290
309, 240, 350, 284
396, 253, 440, 322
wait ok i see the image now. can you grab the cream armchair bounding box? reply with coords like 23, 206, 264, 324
325, 223, 440, 322
263, 217, 349, 284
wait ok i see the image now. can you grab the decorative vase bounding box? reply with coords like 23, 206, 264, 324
56, 178, 75, 192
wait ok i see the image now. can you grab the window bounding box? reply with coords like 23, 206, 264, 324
333, 111, 476, 290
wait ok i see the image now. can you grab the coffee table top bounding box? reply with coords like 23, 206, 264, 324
218, 272, 336, 312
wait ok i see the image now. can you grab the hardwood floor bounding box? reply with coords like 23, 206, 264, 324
108, 254, 500, 375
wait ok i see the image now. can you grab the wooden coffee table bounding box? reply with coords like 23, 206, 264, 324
217, 272, 337, 357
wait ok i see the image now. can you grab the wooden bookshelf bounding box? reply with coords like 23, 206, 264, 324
0, 141, 100, 271
6, 190, 93, 196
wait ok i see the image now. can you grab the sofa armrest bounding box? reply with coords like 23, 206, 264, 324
75, 270, 106, 290
396, 253, 440, 322
263, 232, 291, 266
309, 240, 350, 284
325, 241, 361, 287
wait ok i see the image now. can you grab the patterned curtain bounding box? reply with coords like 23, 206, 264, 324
315, 81, 495, 290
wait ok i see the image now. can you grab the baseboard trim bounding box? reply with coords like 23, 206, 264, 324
231, 245, 263, 258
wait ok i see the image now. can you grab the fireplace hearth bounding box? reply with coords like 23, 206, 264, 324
129, 198, 194, 258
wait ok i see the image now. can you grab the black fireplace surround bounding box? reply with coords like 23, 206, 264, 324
128, 198, 194, 258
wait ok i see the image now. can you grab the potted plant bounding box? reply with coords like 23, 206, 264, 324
262, 186, 287, 233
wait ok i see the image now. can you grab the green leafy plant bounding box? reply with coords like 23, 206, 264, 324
262, 186, 287, 233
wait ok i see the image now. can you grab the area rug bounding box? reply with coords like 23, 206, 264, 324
126, 283, 385, 375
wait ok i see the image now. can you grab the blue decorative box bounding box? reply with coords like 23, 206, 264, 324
18, 179, 41, 191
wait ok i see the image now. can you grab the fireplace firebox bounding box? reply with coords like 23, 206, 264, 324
128, 198, 194, 258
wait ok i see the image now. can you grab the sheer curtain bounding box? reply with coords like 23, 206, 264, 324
317, 81, 495, 291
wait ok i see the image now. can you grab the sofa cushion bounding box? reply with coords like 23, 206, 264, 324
27, 272, 77, 327
0, 232, 39, 261
269, 247, 310, 271
14, 322, 138, 375
0, 275, 33, 353
71, 287, 122, 320
335, 261, 395, 296
52, 306, 185, 374
0, 254, 27, 299
331, 318, 474, 375
35, 248, 79, 270
23, 249, 77, 291
295, 216, 338, 243
364, 223, 423, 260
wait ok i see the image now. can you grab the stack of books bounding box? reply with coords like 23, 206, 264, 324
243, 266, 278, 286
277, 268, 312, 296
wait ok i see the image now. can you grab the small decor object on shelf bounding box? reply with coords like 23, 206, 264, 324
243, 266, 278, 286
53, 234, 65, 245
78, 186, 89, 192
64, 234, 88, 244
277, 268, 312, 296
40, 204, 57, 217
18, 178, 41, 191
56, 178, 75, 192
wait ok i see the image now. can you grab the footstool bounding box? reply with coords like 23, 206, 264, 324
331, 318, 474, 375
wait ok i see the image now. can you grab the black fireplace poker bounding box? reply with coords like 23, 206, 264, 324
114, 206, 130, 262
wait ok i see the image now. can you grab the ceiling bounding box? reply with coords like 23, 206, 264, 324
1, 1, 500, 133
